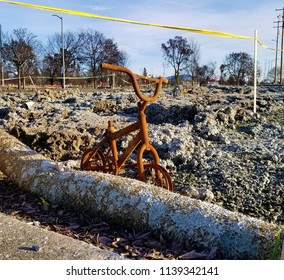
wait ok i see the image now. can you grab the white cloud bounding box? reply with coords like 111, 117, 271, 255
88, 5, 112, 12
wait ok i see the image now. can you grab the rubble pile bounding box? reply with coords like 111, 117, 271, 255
0, 85, 283, 225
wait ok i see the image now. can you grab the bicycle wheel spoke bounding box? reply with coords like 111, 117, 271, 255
81, 148, 107, 172
141, 163, 173, 191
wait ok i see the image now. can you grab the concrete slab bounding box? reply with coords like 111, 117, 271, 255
0, 212, 124, 260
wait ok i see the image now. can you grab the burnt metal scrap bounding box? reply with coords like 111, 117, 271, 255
81, 64, 173, 191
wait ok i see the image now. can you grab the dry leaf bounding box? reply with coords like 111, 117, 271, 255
144, 240, 162, 249
179, 250, 208, 260
97, 235, 113, 247
133, 232, 151, 240
67, 223, 81, 230
206, 247, 218, 260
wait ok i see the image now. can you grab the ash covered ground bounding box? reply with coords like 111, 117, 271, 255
0, 84, 284, 226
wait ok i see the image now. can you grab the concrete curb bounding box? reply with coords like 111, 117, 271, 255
0, 128, 283, 259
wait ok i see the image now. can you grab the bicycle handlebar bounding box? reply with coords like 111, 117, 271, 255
101, 63, 168, 102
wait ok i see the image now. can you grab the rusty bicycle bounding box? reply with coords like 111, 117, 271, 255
80, 64, 173, 191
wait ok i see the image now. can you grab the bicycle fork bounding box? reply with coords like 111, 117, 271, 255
136, 101, 160, 181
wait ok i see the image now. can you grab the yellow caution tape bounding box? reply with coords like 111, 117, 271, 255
0, 0, 253, 39
257, 40, 278, 51
0, 0, 275, 50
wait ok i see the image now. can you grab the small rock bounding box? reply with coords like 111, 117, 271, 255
31, 245, 41, 252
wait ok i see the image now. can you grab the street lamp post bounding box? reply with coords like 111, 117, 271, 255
53, 15, 65, 89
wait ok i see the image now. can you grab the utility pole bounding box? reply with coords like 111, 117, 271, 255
276, 8, 284, 84
273, 17, 281, 83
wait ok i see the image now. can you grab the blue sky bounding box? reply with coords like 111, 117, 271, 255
0, 0, 281, 78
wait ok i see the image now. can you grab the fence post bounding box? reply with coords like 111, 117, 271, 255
112, 72, 115, 89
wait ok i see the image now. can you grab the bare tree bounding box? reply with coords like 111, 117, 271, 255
186, 39, 200, 85
44, 30, 84, 85
103, 38, 126, 65
197, 62, 216, 85
223, 52, 253, 85
161, 36, 193, 84
81, 30, 105, 83
42, 53, 61, 86
219, 64, 226, 84
142, 67, 148, 77
264, 66, 279, 84
81, 29, 128, 87
2, 27, 128, 88
2, 28, 41, 89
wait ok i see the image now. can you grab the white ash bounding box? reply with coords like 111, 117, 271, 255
0, 85, 284, 225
